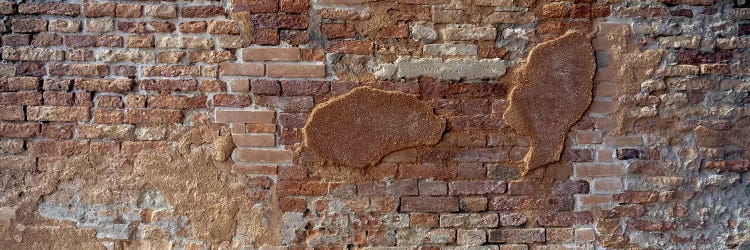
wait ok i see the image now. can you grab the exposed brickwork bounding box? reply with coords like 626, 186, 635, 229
0, 0, 749, 249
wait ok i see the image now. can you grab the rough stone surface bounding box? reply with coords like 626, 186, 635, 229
303, 87, 445, 167
504, 30, 596, 175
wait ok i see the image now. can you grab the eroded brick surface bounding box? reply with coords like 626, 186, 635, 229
0, 0, 749, 249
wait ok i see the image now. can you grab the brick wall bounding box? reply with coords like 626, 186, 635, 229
1, 0, 749, 249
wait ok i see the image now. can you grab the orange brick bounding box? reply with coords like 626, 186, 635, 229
575, 130, 602, 144
215, 110, 275, 123
574, 163, 626, 177
232, 133, 275, 147
219, 62, 264, 76
597, 149, 614, 162
235, 148, 293, 162
227, 79, 250, 92
594, 81, 616, 97
603, 136, 643, 146
576, 194, 613, 208
243, 47, 301, 61
591, 178, 623, 194
246, 123, 277, 133
266, 63, 326, 78
588, 100, 613, 114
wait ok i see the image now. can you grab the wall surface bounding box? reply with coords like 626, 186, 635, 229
0, 0, 749, 249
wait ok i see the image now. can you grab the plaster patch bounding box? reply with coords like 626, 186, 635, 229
302, 86, 446, 167
503, 30, 596, 175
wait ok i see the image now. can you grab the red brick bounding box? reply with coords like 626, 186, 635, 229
575, 163, 626, 177
281, 30, 310, 46
488, 196, 544, 211
49, 64, 108, 77
1, 77, 39, 92
398, 163, 457, 180
219, 62, 265, 76
280, 80, 330, 96
251, 14, 308, 30
95, 96, 123, 109
243, 47, 301, 61
233, 0, 278, 12
277, 181, 327, 196
189, 51, 235, 63
250, 79, 281, 95
280, 198, 307, 212
143, 65, 200, 77
28, 140, 89, 156
181, 6, 225, 18
93, 109, 124, 124
449, 180, 506, 195
125, 109, 182, 124
410, 213, 439, 228
0, 122, 39, 138
401, 196, 459, 212
253, 29, 279, 45
16, 63, 45, 77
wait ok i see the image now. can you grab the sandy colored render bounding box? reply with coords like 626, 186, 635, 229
302, 86, 446, 167
0, 119, 282, 249
503, 30, 596, 175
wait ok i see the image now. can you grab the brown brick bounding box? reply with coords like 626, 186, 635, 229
251, 14, 308, 30
95, 96, 123, 109
254, 29, 279, 45
126, 35, 154, 48
147, 95, 206, 109
32, 33, 63, 47
0, 92, 42, 106
179, 21, 207, 33
537, 212, 593, 227
266, 63, 325, 78
41, 123, 73, 139
328, 40, 374, 55
321, 23, 356, 39
281, 0, 309, 13
410, 213, 439, 228
11, 18, 47, 33
74, 78, 134, 93
75, 124, 134, 140
1, 77, 39, 92
398, 163, 456, 179
418, 180, 447, 196
49, 64, 108, 77
0, 106, 24, 121
213, 94, 251, 107
233, 0, 278, 12
125, 109, 182, 124
29, 140, 89, 156
0, 122, 39, 138
116, 4, 142, 18
181, 6, 225, 18
143, 65, 200, 77
83, 3, 116, 17
542, 3, 569, 18
488, 228, 545, 243
27, 106, 89, 122
243, 47, 301, 61
42, 92, 74, 106
93, 109, 123, 124
449, 180, 507, 195
280, 198, 307, 212
2, 34, 30, 46
253, 96, 313, 112
277, 181, 327, 196
18, 3, 80, 16
401, 196, 459, 212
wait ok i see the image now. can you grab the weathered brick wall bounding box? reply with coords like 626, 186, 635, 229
0, 0, 749, 249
